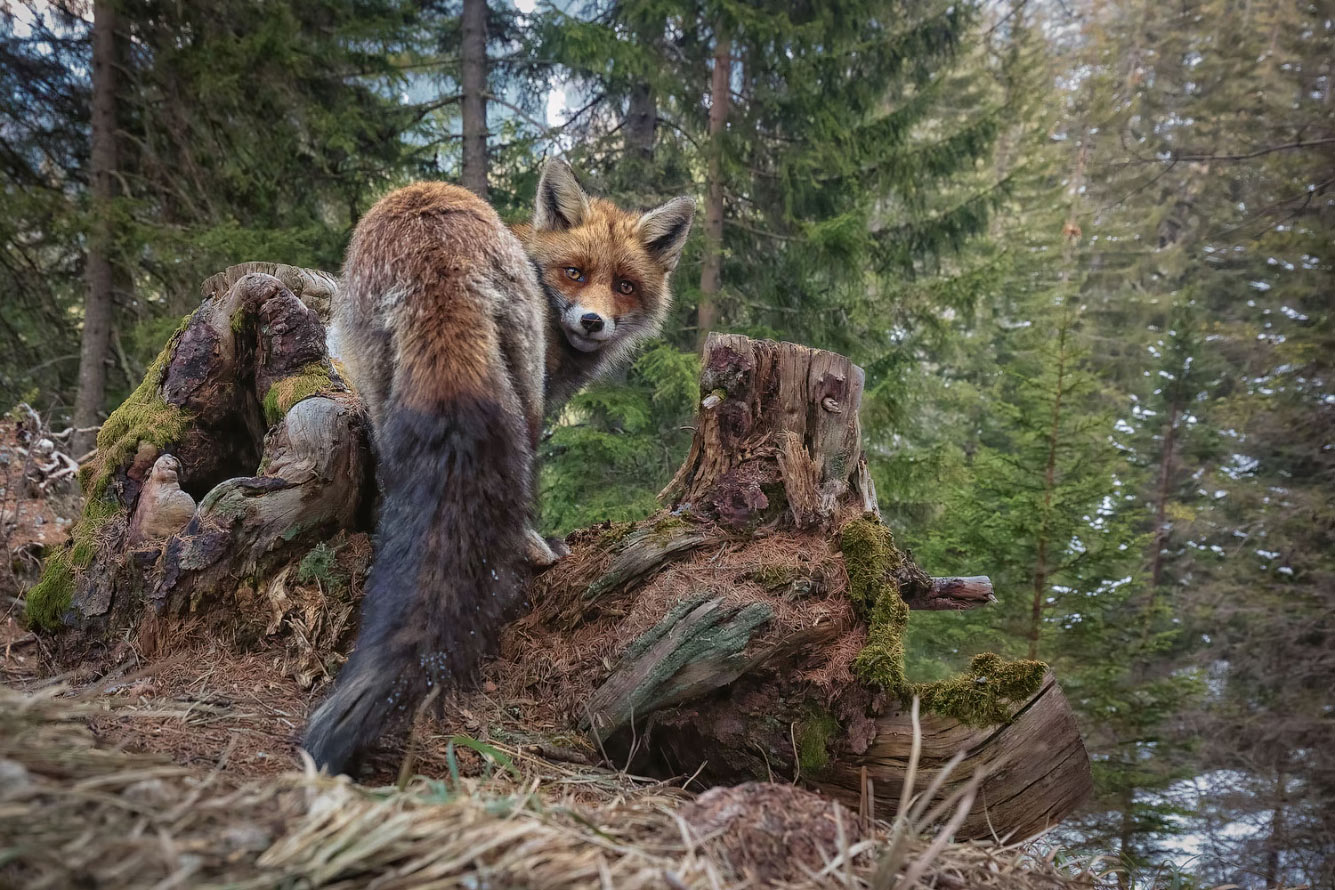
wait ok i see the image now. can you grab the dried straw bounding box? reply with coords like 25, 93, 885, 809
0, 682, 1103, 889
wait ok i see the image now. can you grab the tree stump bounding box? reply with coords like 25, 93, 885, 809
660, 333, 879, 527
479, 333, 1093, 841
25, 265, 372, 658
27, 277, 1092, 840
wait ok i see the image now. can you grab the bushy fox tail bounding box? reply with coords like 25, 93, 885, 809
302, 309, 532, 775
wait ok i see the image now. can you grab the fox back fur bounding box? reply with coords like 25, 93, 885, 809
302, 160, 693, 774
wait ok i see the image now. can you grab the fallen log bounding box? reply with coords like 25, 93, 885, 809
25, 268, 1092, 841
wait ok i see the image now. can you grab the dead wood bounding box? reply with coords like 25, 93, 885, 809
27, 281, 1092, 843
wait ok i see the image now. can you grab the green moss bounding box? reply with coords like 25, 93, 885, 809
841, 515, 905, 615
26, 496, 122, 630
597, 521, 635, 546
230, 305, 252, 335
839, 515, 1046, 727
79, 314, 194, 502
747, 564, 799, 590
853, 586, 911, 693
281, 520, 312, 543
262, 361, 333, 426
648, 515, 692, 542
298, 542, 346, 591
25, 550, 74, 630
29, 315, 196, 631
840, 516, 911, 691
913, 653, 1048, 727
70, 498, 120, 567
796, 708, 841, 774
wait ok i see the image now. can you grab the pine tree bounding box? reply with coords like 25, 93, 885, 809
533, 0, 1006, 532
0, 0, 430, 414
1067, 0, 1334, 881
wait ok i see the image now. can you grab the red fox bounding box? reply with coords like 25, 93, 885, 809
302, 159, 693, 773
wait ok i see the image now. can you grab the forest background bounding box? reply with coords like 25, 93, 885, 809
1, 0, 1331, 886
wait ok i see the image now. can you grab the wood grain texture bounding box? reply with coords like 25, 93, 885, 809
812, 673, 1093, 840
661, 333, 878, 527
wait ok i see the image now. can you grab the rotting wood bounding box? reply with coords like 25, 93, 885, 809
660, 333, 878, 528
812, 673, 1093, 840
580, 524, 716, 604
520, 334, 1091, 841
31, 311, 1093, 843
581, 593, 774, 740
32, 266, 370, 640
905, 576, 997, 611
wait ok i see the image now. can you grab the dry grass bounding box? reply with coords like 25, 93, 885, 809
0, 679, 1106, 890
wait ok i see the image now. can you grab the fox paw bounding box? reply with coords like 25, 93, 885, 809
524, 527, 571, 568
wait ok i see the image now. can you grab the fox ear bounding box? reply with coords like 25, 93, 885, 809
638, 196, 695, 271
534, 158, 590, 231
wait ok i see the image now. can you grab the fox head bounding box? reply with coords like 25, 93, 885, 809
519, 158, 694, 358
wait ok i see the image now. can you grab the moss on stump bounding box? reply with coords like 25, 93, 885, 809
838, 515, 1046, 728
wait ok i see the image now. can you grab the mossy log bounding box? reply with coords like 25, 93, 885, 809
486, 334, 1093, 841
26, 264, 371, 640
28, 279, 1091, 842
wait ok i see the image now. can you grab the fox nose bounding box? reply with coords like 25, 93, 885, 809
580, 312, 605, 334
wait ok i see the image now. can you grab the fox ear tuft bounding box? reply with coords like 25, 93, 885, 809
638, 196, 695, 272
534, 158, 590, 231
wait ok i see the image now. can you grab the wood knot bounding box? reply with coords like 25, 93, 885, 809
821, 397, 842, 414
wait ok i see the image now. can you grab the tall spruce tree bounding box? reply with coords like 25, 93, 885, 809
1067, 0, 1334, 882
0, 0, 428, 413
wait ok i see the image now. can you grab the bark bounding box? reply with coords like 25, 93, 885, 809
626, 82, 656, 161
460, 0, 489, 199
72, 0, 120, 456
660, 333, 878, 526
696, 30, 730, 348
809, 673, 1090, 839
41, 265, 368, 640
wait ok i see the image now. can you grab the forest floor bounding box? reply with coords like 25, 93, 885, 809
1, 646, 1104, 890
1, 416, 1104, 889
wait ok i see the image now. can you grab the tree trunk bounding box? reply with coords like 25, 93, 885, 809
460, 0, 489, 199
72, 0, 120, 456
1029, 318, 1068, 662
696, 30, 730, 348
626, 82, 656, 161
1148, 399, 1180, 588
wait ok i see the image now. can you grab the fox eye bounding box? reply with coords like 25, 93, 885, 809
563, 266, 585, 282
616, 280, 636, 295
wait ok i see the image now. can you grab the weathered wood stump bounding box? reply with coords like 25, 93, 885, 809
27, 274, 1092, 841
481, 333, 1093, 840
25, 264, 371, 658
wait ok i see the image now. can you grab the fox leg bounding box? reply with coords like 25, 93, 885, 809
483, 266, 568, 570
